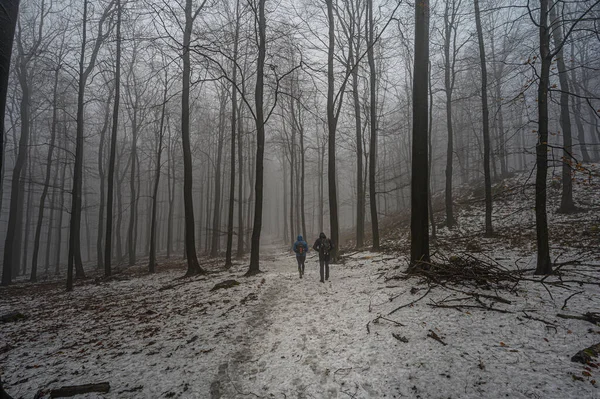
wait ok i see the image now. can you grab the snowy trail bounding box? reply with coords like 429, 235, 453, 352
2, 245, 600, 398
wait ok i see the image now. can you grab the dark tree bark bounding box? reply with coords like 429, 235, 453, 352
534, 0, 552, 275
181, 0, 205, 276
0, 1, 20, 221
31, 63, 62, 282
298, 99, 307, 240
473, 0, 493, 237
149, 69, 168, 273
225, 0, 241, 267
569, 41, 591, 164
350, 29, 364, 248
2, 0, 38, 285
127, 96, 139, 267
68, 0, 113, 290
55, 129, 68, 275
550, 4, 576, 213
236, 97, 244, 258
443, 0, 458, 229
167, 125, 175, 258
410, 0, 430, 266
367, 0, 379, 250
211, 91, 226, 257
96, 81, 113, 270
246, 0, 266, 276
104, 0, 121, 279
326, 0, 342, 261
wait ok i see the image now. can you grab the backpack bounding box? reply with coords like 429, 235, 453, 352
298, 243, 304, 255
321, 239, 331, 256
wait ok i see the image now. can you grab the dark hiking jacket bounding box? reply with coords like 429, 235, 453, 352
313, 237, 334, 261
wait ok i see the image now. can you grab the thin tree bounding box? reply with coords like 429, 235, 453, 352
549, 3, 576, 213
473, 0, 493, 237
246, 0, 266, 275
443, 0, 461, 229
225, 0, 240, 267
104, 0, 121, 279
149, 66, 169, 273
67, 0, 114, 291
181, 0, 207, 276
367, 0, 379, 250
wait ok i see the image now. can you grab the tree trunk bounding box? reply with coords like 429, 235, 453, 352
351, 42, 364, 248
367, 0, 379, 250
68, 0, 112, 290
31, 66, 61, 281
182, 0, 205, 275
211, 93, 226, 257
443, 0, 456, 228
104, 0, 121, 278
2, 28, 30, 285
473, 0, 493, 237
128, 108, 138, 266
534, 0, 552, 275
0, 0, 19, 210
167, 126, 175, 258
236, 99, 244, 258
410, 0, 430, 266
550, 4, 576, 213
298, 100, 307, 240
226, 0, 240, 267
55, 133, 68, 275
149, 70, 168, 273
569, 43, 591, 164
247, 0, 266, 276
326, 0, 340, 260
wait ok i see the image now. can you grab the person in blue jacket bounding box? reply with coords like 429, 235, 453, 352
293, 235, 309, 278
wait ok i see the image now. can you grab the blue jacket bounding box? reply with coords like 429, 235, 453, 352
293, 235, 309, 257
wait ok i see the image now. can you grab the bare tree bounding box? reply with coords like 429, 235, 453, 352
473, 0, 493, 237
104, 0, 122, 279
3, 0, 47, 285
410, 0, 430, 266
67, 0, 114, 291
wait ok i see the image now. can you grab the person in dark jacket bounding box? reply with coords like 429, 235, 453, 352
293, 235, 309, 278
313, 232, 334, 283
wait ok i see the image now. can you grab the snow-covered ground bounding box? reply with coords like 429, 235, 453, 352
1, 247, 599, 398
1, 165, 600, 398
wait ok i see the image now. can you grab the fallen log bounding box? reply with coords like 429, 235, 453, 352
571, 342, 600, 364
50, 382, 110, 398
210, 280, 240, 291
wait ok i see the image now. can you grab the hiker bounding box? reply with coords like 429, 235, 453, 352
313, 232, 334, 283
293, 235, 309, 278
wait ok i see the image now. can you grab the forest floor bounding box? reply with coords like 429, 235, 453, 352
1, 164, 600, 399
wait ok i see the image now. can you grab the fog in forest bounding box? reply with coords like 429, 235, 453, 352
1, 0, 600, 397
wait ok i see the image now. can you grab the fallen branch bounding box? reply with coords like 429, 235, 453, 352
392, 333, 408, 343
388, 287, 432, 315
557, 312, 600, 325
561, 291, 585, 310
522, 312, 557, 327
427, 330, 447, 346
50, 382, 110, 398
